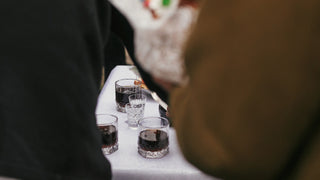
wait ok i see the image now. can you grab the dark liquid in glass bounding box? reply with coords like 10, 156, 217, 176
138, 129, 169, 151
99, 125, 117, 147
116, 87, 139, 108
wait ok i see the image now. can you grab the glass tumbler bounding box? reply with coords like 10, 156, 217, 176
115, 79, 141, 112
138, 117, 170, 159
96, 114, 118, 155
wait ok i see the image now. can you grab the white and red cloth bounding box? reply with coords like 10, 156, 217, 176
109, 0, 198, 84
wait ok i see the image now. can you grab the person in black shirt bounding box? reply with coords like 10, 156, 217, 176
0, 0, 169, 179
0, 0, 113, 179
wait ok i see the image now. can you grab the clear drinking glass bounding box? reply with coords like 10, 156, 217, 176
125, 103, 144, 129
125, 93, 147, 128
138, 117, 170, 159
115, 79, 142, 112
129, 93, 147, 107
96, 114, 118, 155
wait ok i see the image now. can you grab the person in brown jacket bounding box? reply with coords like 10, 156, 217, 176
154, 0, 320, 179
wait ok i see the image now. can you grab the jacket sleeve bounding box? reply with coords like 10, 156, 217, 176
170, 0, 320, 179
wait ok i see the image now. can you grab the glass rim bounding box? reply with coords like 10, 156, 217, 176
138, 116, 169, 128
96, 113, 118, 124
115, 78, 141, 85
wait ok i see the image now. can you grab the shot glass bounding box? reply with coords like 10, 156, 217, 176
138, 117, 170, 159
115, 79, 142, 112
96, 114, 118, 155
125, 103, 145, 129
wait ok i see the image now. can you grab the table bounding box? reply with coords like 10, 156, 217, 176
96, 65, 217, 180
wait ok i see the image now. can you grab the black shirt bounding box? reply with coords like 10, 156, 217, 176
0, 0, 112, 179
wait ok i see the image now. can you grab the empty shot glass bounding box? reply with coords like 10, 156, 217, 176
96, 114, 118, 155
138, 117, 170, 159
115, 79, 142, 112
125, 103, 145, 129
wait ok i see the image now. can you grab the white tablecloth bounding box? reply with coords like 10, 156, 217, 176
96, 65, 216, 180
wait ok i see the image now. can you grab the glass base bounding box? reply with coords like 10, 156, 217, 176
138, 146, 169, 159
125, 120, 138, 129
117, 104, 126, 113
102, 144, 118, 155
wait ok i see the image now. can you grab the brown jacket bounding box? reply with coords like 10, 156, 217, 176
171, 0, 320, 179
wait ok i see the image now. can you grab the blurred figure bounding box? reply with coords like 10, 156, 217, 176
155, 0, 320, 179
0, 0, 166, 179
0, 1, 128, 179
